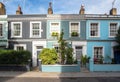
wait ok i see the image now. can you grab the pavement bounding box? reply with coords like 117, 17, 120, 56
0, 71, 120, 78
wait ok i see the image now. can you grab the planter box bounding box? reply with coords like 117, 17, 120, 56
93, 64, 120, 72
89, 60, 120, 72
40, 60, 80, 72
41, 64, 80, 72
0, 65, 30, 71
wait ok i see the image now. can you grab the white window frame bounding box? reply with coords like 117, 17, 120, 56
30, 21, 42, 38
0, 23, 3, 37
50, 22, 60, 34
14, 44, 27, 51
109, 22, 119, 37
93, 46, 104, 59
69, 22, 80, 37
11, 22, 22, 38
89, 22, 100, 37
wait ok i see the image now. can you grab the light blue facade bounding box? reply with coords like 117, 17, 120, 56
0, 15, 8, 48
86, 17, 120, 63
87, 41, 112, 62
86, 19, 120, 40
46, 15, 86, 50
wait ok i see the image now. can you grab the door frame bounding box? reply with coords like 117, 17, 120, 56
32, 41, 46, 67
72, 41, 87, 60
75, 46, 83, 60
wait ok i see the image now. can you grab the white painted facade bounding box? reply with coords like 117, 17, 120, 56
72, 41, 87, 60
32, 41, 46, 66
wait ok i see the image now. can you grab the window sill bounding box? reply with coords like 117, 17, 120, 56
11, 36, 22, 38
30, 37, 41, 38
89, 36, 100, 38
108, 36, 115, 38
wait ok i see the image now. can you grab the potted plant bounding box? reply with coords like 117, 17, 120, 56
51, 32, 59, 37
71, 32, 78, 37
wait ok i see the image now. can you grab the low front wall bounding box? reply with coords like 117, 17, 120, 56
40, 61, 80, 72
0, 65, 30, 71
89, 59, 120, 72
93, 64, 120, 71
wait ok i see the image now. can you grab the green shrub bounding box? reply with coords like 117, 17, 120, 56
0, 50, 31, 65
66, 47, 74, 64
39, 48, 58, 65
81, 55, 90, 66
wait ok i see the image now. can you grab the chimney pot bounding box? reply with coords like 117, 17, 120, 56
110, 8, 117, 15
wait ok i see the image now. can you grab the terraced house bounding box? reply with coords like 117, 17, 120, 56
8, 6, 47, 67
46, 4, 87, 61
86, 8, 120, 63
0, 2, 120, 67
0, 2, 8, 49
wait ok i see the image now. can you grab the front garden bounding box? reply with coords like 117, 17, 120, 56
39, 30, 80, 72
0, 50, 31, 71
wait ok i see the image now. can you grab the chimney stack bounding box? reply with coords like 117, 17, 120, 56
0, 2, 6, 15
48, 2, 53, 14
16, 5, 23, 15
110, 8, 117, 15
79, 5, 85, 15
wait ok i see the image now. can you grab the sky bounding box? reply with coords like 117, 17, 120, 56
0, 0, 120, 15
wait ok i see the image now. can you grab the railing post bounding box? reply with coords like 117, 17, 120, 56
38, 59, 42, 71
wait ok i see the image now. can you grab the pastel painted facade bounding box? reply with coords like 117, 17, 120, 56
0, 1, 120, 67
0, 15, 8, 48
86, 15, 120, 63
46, 15, 87, 60
8, 15, 47, 66
7, 14, 120, 66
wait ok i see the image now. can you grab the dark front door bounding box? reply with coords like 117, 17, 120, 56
114, 50, 120, 64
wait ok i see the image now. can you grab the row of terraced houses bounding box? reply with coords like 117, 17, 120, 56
0, 2, 120, 67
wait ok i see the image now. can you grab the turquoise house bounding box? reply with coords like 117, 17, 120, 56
46, 14, 87, 60
0, 15, 8, 49
86, 14, 120, 63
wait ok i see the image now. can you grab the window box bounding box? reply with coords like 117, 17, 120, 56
51, 32, 59, 37
71, 32, 78, 37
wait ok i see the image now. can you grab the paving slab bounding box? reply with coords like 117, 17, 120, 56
0, 71, 120, 78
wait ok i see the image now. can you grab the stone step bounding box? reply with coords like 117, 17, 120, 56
81, 67, 89, 73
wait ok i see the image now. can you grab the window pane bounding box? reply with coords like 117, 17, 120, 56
13, 24, 21, 36
94, 47, 103, 59
36, 46, 43, 49
90, 23, 98, 36
110, 23, 118, 36
32, 23, 39, 29
71, 23, 79, 33
51, 23, 60, 32
16, 46, 24, 51
0, 24, 3, 36
32, 23, 40, 36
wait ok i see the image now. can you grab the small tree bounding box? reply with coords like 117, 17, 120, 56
58, 29, 74, 64
66, 47, 74, 64
58, 29, 67, 64
39, 48, 58, 65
